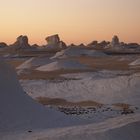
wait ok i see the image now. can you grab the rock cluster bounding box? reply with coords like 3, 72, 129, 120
88, 40, 110, 48
0, 34, 139, 53
106, 35, 140, 50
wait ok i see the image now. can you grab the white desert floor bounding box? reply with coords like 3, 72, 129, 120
2, 113, 140, 140
21, 71, 140, 106
19, 69, 140, 140
1, 52, 140, 140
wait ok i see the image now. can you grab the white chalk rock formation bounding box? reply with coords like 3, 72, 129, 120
105, 35, 123, 50
45, 34, 67, 50
111, 35, 120, 46
46, 34, 60, 45
11, 35, 30, 49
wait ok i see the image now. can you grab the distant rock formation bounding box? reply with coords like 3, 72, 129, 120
77, 43, 86, 48
0, 42, 8, 48
46, 34, 60, 45
88, 40, 110, 49
31, 44, 40, 48
68, 43, 77, 47
7, 35, 39, 53
88, 41, 98, 47
98, 41, 110, 48
104, 36, 140, 52
11, 35, 30, 49
127, 43, 140, 49
111, 35, 120, 46
45, 34, 67, 50
105, 35, 123, 50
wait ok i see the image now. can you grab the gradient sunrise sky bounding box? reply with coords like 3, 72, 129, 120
0, 0, 140, 45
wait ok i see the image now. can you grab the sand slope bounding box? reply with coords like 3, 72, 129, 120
0, 60, 90, 133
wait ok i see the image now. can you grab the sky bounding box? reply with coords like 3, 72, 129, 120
0, 0, 140, 45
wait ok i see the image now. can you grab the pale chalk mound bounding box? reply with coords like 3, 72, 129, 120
36, 60, 90, 72
51, 47, 106, 59
16, 57, 53, 70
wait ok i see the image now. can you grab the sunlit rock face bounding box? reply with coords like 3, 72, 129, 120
45, 34, 67, 50
46, 34, 60, 45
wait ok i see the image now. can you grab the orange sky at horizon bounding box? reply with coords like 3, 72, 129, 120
0, 0, 140, 45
